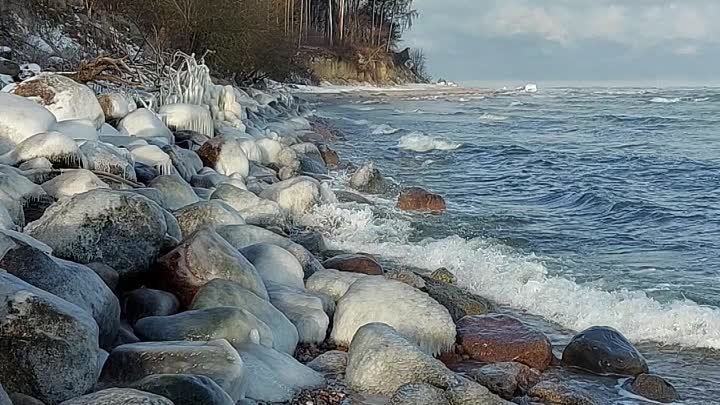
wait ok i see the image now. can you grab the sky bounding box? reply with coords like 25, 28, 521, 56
402, 0, 720, 86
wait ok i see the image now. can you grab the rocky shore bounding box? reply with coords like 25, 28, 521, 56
0, 56, 681, 405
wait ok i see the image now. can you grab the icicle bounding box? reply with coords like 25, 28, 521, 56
158, 103, 214, 137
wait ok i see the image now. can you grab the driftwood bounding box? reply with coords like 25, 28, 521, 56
63, 56, 137, 85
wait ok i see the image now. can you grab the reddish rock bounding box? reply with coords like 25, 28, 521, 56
323, 254, 383, 275
397, 187, 446, 212
456, 314, 553, 371
154, 228, 267, 306
318, 144, 340, 167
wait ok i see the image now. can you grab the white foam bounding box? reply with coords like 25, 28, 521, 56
371, 124, 401, 135
398, 132, 462, 152
478, 113, 509, 122
302, 203, 720, 349
650, 97, 681, 104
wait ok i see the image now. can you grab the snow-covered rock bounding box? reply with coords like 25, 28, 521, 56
41, 170, 109, 199
305, 269, 367, 302
258, 176, 325, 217
0, 92, 56, 154
98, 92, 137, 121
118, 108, 174, 144
159, 103, 214, 137
197, 136, 250, 178
0, 130, 83, 167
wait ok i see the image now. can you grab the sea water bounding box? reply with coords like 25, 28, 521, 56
304, 87, 720, 404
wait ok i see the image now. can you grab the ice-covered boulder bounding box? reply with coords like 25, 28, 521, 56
135, 307, 274, 349
217, 224, 324, 277
162, 145, 200, 182
236, 343, 324, 403
149, 175, 201, 211
173, 200, 245, 236
59, 388, 173, 405
346, 323, 453, 395
210, 184, 286, 228
41, 170, 109, 199
118, 108, 173, 144
25, 189, 169, 279
12, 73, 104, 128
0, 272, 100, 405
129, 144, 174, 175
238, 139, 263, 162
80, 141, 136, 181
197, 136, 250, 178
332, 277, 456, 356
159, 103, 214, 137
191, 279, 298, 354
127, 374, 234, 405
267, 283, 329, 344
305, 269, 367, 302
241, 243, 305, 289
99, 340, 245, 402
0, 93, 56, 153
0, 130, 83, 168
98, 93, 137, 121
258, 176, 325, 217
52, 119, 99, 142
155, 228, 267, 306
0, 167, 47, 225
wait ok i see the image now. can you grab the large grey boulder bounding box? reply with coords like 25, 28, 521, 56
25, 189, 169, 280
0, 272, 99, 405
121, 288, 180, 325
0, 385, 11, 405
350, 162, 386, 194
390, 383, 449, 405
128, 374, 234, 405
155, 228, 267, 306
0, 231, 120, 348
217, 224, 324, 278
58, 388, 173, 405
99, 340, 245, 402
149, 175, 201, 211
266, 283, 329, 344
173, 200, 245, 236
241, 243, 305, 289
210, 184, 287, 228
191, 279, 298, 354
134, 307, 274, 349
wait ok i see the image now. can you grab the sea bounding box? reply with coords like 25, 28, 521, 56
300, 86, 720, 404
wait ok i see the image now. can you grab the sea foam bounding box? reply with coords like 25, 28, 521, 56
398, 132, 462, 152
303, 203, 720, 349
371, 124, 401, 135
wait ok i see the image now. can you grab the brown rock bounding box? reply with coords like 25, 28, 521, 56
323, 254, 383, 275
197, 136, 224, 168
154, 228, 267, 306
456, 314, 553, 371
318, 144, 340, 167
468, 362, 541, 399
624, 374, 679, 403
527, 381, 596, 405
397, 187, 446, 212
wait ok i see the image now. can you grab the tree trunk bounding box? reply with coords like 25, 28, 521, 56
386, 1, 396, 51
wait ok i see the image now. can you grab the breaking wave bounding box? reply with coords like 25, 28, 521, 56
398, 132, 462, 152
371, 124, 401, 135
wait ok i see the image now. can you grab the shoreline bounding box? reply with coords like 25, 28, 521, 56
0, 65, 688, 405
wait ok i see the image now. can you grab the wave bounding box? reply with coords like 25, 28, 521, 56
302, 203, 720, 349
650, 97, 681, 104
371, 124, 401, 135
398, 132, 462, 152
342, 117, 370, 125
479, 112, 509, 122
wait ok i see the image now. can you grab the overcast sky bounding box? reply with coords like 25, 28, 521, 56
403, 0, 720, 86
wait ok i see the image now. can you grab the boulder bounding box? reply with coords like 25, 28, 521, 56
323, 254, 383, 275
0, 59, 19, 77
149, 175, 201, 211
0, 272, 99, 405
333, 277, 456, 356
0, 232, 120, 348
390, 383, 449, 405
317, 144, 339, 167
52, 119, 98, 142
290, 231, 326, 255
467, 362, 541, 400
25, 189, 169, 280
13, 73, 104, 128
41, 170, 109, 199
197, 136, 249, 178
159, 103, 214, 137
421, 276, 494, 321
173, 200, 245, 236
241, 243, 305, 289
8, 393, 44, 405
210, 184, 286, 228
236, 343, 325, 403
0, 130, 83, 168
267, 283, 329, 344
121, 288, 180, 325
130, 145, 174, 175
98, 93, 136, 121
345, 323, 453, 395
112, 321, 141, 349
154, 228, 267, 306
173, 130, 209, 150
444, 377, 511, 405
216, 224, 325, 278
87, 262, 120, 291
349, 162, 386, 194
135, 306, 274, 348
258, 176, 325, 217
162, 145, 199, 182
562, 326, 648, 376
58, 389, 173, 405
99, 340, 245, 402
305, 269, 366, 302
118, 108, 173, 144
0, 93, 56, 154
527, 381, 596, 405
623, 374, 679, 403
457, 314, 553, 371
128, 374, 234, 405
430, 268, 457, 284
307, 350, 348, 375
335, 190, 373, 205
397, 187, 446, 212
385, 270, 426, 289
80, 141, 136, 181
191, 279, 298, 354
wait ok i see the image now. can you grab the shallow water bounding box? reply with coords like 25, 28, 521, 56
305, 87, 720, 404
